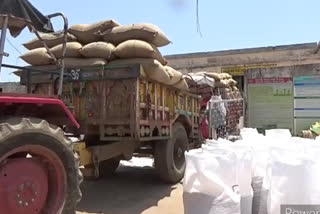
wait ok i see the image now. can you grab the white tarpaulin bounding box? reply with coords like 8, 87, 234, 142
184, 73, 215, 87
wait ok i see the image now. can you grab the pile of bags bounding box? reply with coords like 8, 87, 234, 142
19, 20, 189, 91
184, 128, 320, 214
188, 71, 241, 99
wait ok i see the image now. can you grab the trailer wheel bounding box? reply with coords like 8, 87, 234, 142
0, 118, 82, 214
99, 158, 120, 177
154, 122, 188, 183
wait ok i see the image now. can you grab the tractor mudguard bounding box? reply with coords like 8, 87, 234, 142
0, 95, 80, 129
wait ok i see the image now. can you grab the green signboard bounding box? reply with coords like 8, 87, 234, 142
248, 77, 293, 133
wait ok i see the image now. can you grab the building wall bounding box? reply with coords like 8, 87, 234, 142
166, 43, 320, 74
0, 82, 26, 93
166, 43, 320, 134
244, 63, 320, 134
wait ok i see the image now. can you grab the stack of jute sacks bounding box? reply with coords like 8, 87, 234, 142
194, 71, 241, 99
19, 20, 189, 91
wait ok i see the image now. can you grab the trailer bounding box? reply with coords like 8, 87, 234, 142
18, 63, 202, 183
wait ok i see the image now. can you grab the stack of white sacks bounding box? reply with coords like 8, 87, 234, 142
184, 128, 320, 214
18, 20, 188, 91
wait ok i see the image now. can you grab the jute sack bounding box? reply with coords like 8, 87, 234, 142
232, 86, 239, 91
215, 79, 229, 88
220, 73, 232, 79
204, 72, 222, 81
23, 32, 77, 50
62, 58, 107, 68
69, 20, 120, 44
20, 48, 54, 65
173, 78, 189, 91
108, 58, 170, 83
143, 59, 170, 84
101, 23, 170, 47
50, 42, 82, 58
114, 40, 167, 65
227, 79, 237, 86
80, 42, 115, 60
165, 66, 182, 85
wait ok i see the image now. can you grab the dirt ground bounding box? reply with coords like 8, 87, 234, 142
76, 158, 184, 214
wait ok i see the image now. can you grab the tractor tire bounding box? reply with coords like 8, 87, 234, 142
99, 158, 120, 177
0, 118, 82, 214
154, 122, 189, 183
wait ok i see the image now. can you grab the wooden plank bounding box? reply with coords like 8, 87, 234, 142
99, 81, 106, 141
140, 136, 169, 141
154, 82, 158, 120
135, 78, 140, 140
146, 80, 149, 120
100, 121, 130, 125
162, 86, 165, 121
100, 136, 134, 141
64, 65, 140, 82
139, 120, 170, 126
21, 73, 54, 84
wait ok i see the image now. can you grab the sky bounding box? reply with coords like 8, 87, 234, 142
1, 0, 319, 82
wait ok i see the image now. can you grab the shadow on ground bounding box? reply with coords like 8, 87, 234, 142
77, 165, 177, 214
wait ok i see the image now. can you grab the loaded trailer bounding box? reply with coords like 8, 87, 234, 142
17, 63, 202, 183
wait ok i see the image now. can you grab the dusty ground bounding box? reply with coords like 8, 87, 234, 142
76, 158, 184, 214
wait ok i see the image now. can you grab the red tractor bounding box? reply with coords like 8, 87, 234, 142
0, 0, 82, 213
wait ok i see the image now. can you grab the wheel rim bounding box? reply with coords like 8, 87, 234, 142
0, 145, 67, 214
173, 137, 186, 171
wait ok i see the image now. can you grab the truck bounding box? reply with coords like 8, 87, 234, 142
20, 63, 202, 183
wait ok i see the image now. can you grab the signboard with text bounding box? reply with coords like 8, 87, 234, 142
293, 76, 320, 135
248, 77, 293, 132
222, 64, 277, 76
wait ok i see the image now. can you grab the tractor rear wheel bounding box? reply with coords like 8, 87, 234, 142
0, 118, 82, 214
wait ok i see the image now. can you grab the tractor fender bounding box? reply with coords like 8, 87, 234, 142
0, 95, 80, 129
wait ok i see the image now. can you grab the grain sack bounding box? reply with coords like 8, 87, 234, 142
114, 40, 167, 65
80, 42, 115, 60
173, 78, 189, 91
108, 58, 169, 83
101, 23, 170, 47
143, 59, 170, 84
165, 66, 182, 85
69, 20, 120, 44
228, 79, 237, 86
20, 48, 54, 65
232, 86, 239, 91
266, 148, 320, 214
204, 72, 222, 81
62, 58, 107, 68
23, 32, 77, 50
215, 80, 229, 88
184, 149, 241, 214
220, 73, 232, 79
50, 42, 82, 58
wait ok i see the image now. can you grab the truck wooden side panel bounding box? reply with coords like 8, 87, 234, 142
25, 64, 201, 145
